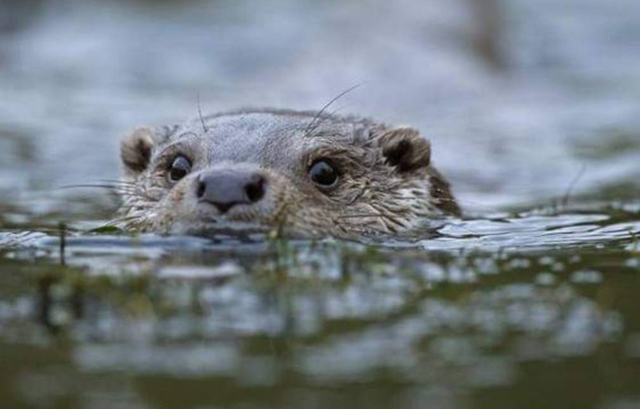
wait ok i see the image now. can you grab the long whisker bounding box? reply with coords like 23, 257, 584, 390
303, 83, 362, 137
197, 93, 209, 133
58, 183, 134, 192
306, 105, 350, 140
58, 184, 161, 205
105, 214, 144, 226
96, 179, 138, 186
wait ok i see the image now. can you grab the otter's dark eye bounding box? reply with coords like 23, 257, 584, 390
169, 155, 192, 182
309, 160, 338, 188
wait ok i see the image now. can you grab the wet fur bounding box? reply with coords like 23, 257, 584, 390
117, 109, 460, 240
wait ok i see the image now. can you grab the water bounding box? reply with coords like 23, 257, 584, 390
1, 0, 640, 408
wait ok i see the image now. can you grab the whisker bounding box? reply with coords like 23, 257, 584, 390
306, 105, 349, 140
59, 184, 162, 207
303, 83, 362, 137
58, 183, 134, 192
105, 214, 143, 226
197, 93, 209, 133
97, 179, 138, 186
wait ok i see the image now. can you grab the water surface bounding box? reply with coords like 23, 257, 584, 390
1, 0, 640, 408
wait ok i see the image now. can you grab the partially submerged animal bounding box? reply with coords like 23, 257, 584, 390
117, 109, 460, 240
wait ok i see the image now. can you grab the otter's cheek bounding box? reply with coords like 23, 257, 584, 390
153, 178, 202, 231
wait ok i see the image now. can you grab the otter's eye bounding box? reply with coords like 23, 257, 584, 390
309, 160, 338, 188
169, 155, 192, 182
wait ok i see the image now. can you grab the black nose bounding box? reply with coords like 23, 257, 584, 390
196, 170, 266, 213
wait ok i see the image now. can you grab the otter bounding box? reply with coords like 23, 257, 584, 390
117, 109, 460, 240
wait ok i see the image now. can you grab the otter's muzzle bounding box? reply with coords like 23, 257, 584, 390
196, 170, 266, 213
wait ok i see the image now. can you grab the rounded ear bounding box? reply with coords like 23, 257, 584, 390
378, 127, 431, 172
120, 126, 156, 176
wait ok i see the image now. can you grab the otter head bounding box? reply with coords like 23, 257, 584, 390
118, 110, 459, 240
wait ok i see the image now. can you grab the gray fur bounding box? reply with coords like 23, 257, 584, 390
117, 109, 460, 240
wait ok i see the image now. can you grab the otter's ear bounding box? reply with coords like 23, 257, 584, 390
120, 126, 157, 175
378, 127, 431, 172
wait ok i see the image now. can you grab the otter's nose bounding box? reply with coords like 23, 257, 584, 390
196, 170, 266, 213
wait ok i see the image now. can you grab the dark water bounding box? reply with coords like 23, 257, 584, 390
1, 0, 640, 408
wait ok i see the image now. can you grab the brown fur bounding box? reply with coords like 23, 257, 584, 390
116, 109, 460, 240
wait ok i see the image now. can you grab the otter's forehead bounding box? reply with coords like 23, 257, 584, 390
172, 112, 368, 168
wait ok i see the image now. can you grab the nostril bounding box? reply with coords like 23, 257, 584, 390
196, 178, 206, 199
244, 175, 265, 203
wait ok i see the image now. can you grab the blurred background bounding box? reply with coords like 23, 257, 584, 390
1, 0, 639, 222
1, 2, 640, 409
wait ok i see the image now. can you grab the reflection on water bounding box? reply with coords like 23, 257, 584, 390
1, 235, 640, 408
2, 206, 640, 408
1, 0, 640, 408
